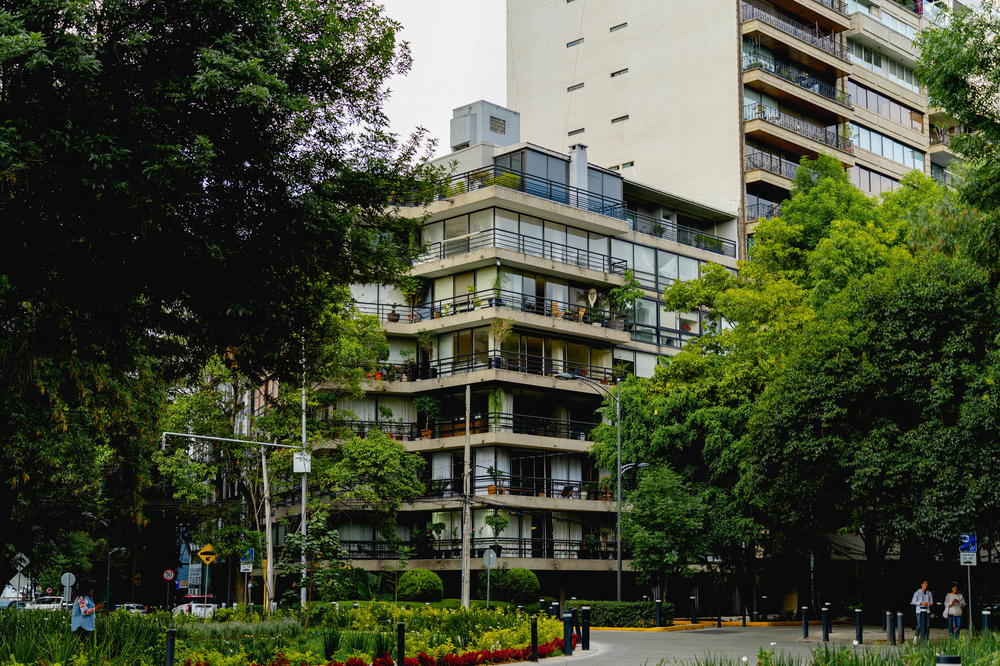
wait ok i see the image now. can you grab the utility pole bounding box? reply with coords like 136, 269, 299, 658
300, 336, 308, 608
262, 449, 274, 612
461, 384, 472, 608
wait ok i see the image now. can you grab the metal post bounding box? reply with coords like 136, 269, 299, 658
761, 595, 768, 622
486, 565, 490, 609
550, 601, 559, 618
655, 599, 663, 628
919, 608, 929, 640
460, 385, 472, 609
983, 609, 991, 633
936, 657, 961, 665
300, 338, 308, 609
530, 616, 539, 662
396, 621, 405, 665
887, 611, 896, 645
821, 607, 830, 642
897, 611, 905, 643
615, 381, 623, 602
690, 595, 697, 625
582, 606, 591, 650
801, 606, 809, 639
855, 608, 863, 644
165, 628, 176, 666
562, 612, 574, 656
539, 598, 546, 614
262, 449, 274, 613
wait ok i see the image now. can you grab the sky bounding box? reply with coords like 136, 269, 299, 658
381, 1, 506, 157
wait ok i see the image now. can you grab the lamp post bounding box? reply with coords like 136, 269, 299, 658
106, 547, 126, 610
555, 372, 625, 601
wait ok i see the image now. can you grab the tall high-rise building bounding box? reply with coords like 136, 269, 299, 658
507, 0, 966, 256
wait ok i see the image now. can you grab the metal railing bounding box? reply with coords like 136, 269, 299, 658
930, 127, 963, 147
746, 201, 783, 222
341, 537, 625, 561
367, 350, 625, 384
427, 474, 605, 500
421, 412, 598, 441
624, 210, 738, 257
744, 103, 853, 153
329, 419, 419, 440
742, 54, 851, 107
745, 150, 800, 180
814, 0, 848, 15
416, 227, 628, 274
740, 0, 850, 61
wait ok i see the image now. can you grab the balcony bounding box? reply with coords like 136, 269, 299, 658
368, 350, 624, 385
415, 228, 627, 275
745, 150, 800, 183
742, 54, 851, 109
744, 103, 853, 155
328, 412, 596, 443
428, 472, 604, 501
624, 210, 737, 258
741, 0, 850, 62
341, 537, 625, 561
746, 201, 783, 223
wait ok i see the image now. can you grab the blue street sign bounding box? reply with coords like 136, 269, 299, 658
960, 533, 978, 553
240, 548, 255, 563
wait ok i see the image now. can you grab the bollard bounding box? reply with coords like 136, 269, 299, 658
855, 608, 863, 645
550, 601, 560, 618
690, 596, 697, 625
516, 605, 522, 614
936, 657, 961, 665
539, 598, 546, 614
581, 606, 591, 650
530, 616, 539, 662
821, 607, 830, 642
887, 610, 896, 646
801, 606, 809, 639
717, 606, 722, 628
353, 602, 359, 609
165, 628, 177, 666
562, 612, 574, 656
983, 609, 991, 633
396, 621, 405, 666
919, 608, 930, 641
897, 611, 906, 643
761, 595, 768, 622
655, 599, 663, 628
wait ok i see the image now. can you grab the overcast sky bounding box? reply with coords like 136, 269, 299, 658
381, 1, 506, 157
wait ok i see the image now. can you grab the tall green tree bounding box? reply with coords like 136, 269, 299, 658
0, 0, 437, 586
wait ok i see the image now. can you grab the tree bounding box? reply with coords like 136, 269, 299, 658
0, 0, 437, 586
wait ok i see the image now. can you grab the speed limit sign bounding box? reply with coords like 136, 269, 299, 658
162, 569, 176, 582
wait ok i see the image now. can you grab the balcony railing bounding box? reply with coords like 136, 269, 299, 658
746, 201, 783, 222
416, 227, 627, 275
745, 150, 800, 180
368, 350, 624, 384
930, 127, 963, 147
624, 210, 738, 258
341, 537, 625, 561
743, 103, 853, 153
327, 413, 596, 442
427, 474, 605, 500
330, 419, 420, 440
813, 0, 848, 15
740, 0, 850, 62
742, 54, 851, 107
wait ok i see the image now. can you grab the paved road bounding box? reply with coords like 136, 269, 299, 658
532, 625, 941, 666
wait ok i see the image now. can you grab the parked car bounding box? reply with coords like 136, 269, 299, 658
117, 603, 148, 614
172, 602, 217, 618
24, 596, 68, 610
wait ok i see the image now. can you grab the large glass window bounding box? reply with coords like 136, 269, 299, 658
847, 80, 923, 133
850, 123, 924, 169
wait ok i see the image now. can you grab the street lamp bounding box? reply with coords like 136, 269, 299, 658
555, 371, 627, 601
106, 547, 126, 609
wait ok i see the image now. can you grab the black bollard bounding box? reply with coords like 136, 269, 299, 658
919, 608, 929, 641
562, 612, 574, 656
983, 609, 991, 633
690, 596, 697, 625
716, 606, 722, 628
936, 657, 961, 665
165, 628, 177, 666
539, 598, 546, 614
581, 606, 591, 650
855, 608, 863, 645
897, 611, 905, 643
530, 616, 539, 662
801, 606, 809, 639
396, 621, 405, 666
887, 610, 896, 646
821, 607, 830, 642
761, 595, 768, 622
516, 605, 522, 614
655, 599, 663, 628
550, 601, 560, 618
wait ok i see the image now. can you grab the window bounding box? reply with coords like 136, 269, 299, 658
489, 116, 506, 135
849, 39, 918, 92
567, 128, 585, 136
566, 38, 584, 47
621, 161, 634, 168
850, 165, 900, 196
567, 82, 584, 92
611, 115, 630, 124
610, 22, 627, 31
610, 68, 629, 77
849, 122, 925, 169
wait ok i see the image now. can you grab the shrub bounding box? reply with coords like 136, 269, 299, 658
563, 600, 673, 628
476, 567, 540, 605
397, 569, 444, 602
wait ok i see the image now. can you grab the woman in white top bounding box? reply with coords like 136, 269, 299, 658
944, 584, 966, 637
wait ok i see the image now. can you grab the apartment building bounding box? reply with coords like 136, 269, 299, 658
507, 0, 966, 256
329, 101, 738, 598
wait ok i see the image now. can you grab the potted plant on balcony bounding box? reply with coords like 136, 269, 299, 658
414, 395, 440, 439
387, 304, 401, 322
398, 276, 426, 322
486, 465, 507, 495
488, 387, 506, 430
417, 330, 437, 379
489, 273, 505, 307
467, 283, 482, 309
608, 270, 644, 330
488, 318, 514, 369
483, 510, 509, 557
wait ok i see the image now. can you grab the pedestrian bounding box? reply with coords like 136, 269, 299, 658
71, 586, 97, 640
911, 580, 933, 641
944, 584, 966, 638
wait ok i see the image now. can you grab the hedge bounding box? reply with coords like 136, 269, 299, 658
563, 600, 674, 628
475, 567, 540, 604
397, 569, 444, 602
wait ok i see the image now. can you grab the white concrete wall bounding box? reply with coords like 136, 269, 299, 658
507, 0, 744, 215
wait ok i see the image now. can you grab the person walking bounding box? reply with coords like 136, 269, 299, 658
70, 587, 97, 640
911, 580, 934, 641
944, 584, 966, 638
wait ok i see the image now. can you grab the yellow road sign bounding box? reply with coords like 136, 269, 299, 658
197, 544, 217, 566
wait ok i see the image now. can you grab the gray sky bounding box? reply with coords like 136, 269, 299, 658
381, 1, 506, 157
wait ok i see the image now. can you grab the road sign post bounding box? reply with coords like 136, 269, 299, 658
162, 570, 176, 609
60, 572, 76, 603
483, 548, 498, 608
961, 534, 978, 620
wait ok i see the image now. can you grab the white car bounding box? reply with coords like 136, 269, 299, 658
24, 596, 68, 610
172, 602, 217, 618
117, 603, 147, 614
